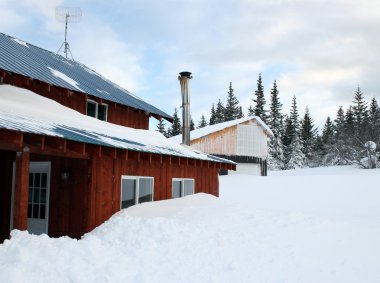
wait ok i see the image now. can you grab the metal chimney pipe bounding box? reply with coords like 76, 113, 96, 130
178, 71, 192, 146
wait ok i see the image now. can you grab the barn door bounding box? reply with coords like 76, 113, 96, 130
11, 162, 51, 235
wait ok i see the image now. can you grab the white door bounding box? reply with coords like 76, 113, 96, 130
11, 162, 51, 235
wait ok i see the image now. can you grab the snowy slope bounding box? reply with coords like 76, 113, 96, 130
1, 166, 380, 283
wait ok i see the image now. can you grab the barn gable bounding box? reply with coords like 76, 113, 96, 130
170, 117, 273, 175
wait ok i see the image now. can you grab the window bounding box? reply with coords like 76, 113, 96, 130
87, 100, 97, 118
121, 176, 154, 209
172, 178, 194, 198
28, 172, 48, 220
97, 104, 108, 121
86, 100, 108, 121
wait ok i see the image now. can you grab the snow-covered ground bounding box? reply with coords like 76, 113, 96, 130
1, 166, 380, 282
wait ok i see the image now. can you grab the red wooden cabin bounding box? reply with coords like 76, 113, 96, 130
0, 33, 234, 243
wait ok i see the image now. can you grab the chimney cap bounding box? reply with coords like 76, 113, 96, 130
179, 71, 192, 77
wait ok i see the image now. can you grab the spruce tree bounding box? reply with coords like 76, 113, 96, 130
214, 99, 225, 124
169, 108, 182, 137
344, 106, 355, 137
281, 114, 306, 169
352, 86, 368, 136
332, 105, 356, 166
247, 105, 255, 116
322, 116, 334, 145
287, 134, 305, 169
268, 80, 283, 137
268, 133, 285, 170
334, 106, 345, 140
237, 106, 244, 119
299, 107, 317, 164
282, 115, 296, 148
313, 135, 326, 166
368, 97, 380, 142
320, 116, 337, 165
225, 82, 240, 121
251, 73, 268, 122
281, 116, 295, 168
267, 80, 285, 170
156, 118, 167, 137
198, 115, 208, 128
190, 118, 195, 131
290, 95, 300, 132
209, 104, 216, 125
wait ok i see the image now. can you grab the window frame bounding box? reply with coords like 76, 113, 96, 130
120, 175, 154, 209
172, 178, 195, 198
86, 99, 108, 121
86, 99, 98, 118
97, 103, 108, 121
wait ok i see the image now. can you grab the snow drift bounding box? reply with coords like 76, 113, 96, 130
1, 166, 380, 283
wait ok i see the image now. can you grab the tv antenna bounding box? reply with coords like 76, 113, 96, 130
55, 6, 82, 60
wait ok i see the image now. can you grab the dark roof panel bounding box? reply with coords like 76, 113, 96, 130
0, 33, 171, 120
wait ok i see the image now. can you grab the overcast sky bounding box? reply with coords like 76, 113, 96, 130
2, 0, 380, 129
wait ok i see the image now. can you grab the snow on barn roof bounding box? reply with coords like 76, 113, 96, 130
0, 85, 233, 164
170, 116, 273, 143
0, 33, 171, 121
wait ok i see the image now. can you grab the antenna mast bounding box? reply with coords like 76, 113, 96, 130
56, 6, 82, 60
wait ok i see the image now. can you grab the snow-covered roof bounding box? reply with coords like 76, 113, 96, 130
170, 116, 273, 143
0, 85, 233, 164
0, 33, 171, 121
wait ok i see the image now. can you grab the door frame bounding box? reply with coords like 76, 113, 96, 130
10, 161, 51, 234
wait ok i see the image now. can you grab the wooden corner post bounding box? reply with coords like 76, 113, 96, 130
13, 149, 30, 231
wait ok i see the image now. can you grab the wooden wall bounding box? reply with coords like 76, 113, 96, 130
0, 152, 89, 242
191, 126, 237, 155
0, 69, 150, 129
31, 155, 89, 239
0, 150, 15, 243
236, 120, 269, 157
1, 147, 222, 242
84, 155, 220, 233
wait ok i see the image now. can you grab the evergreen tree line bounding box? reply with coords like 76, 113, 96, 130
268, 85, 380, 170
157, 74, 380, 169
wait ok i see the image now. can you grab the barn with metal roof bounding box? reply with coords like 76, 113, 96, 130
0, 33, 235, 243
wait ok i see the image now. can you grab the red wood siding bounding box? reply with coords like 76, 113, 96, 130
0, 70, 150, 129
0, 130, 230, 242
82, 154, 220, 234
0, 149, 223, 242
0, 150, 88, 242
12, 150, 29, 231
0, 150, 15, 243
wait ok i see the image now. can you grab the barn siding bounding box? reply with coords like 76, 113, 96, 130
0, 152, 88, 242
1, 146, 224, 242
81, 155, 221, 234
191, 126, 237, 155
29, 155, 88, 239
236, 122, 268, 157
0, 150, 15, 242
